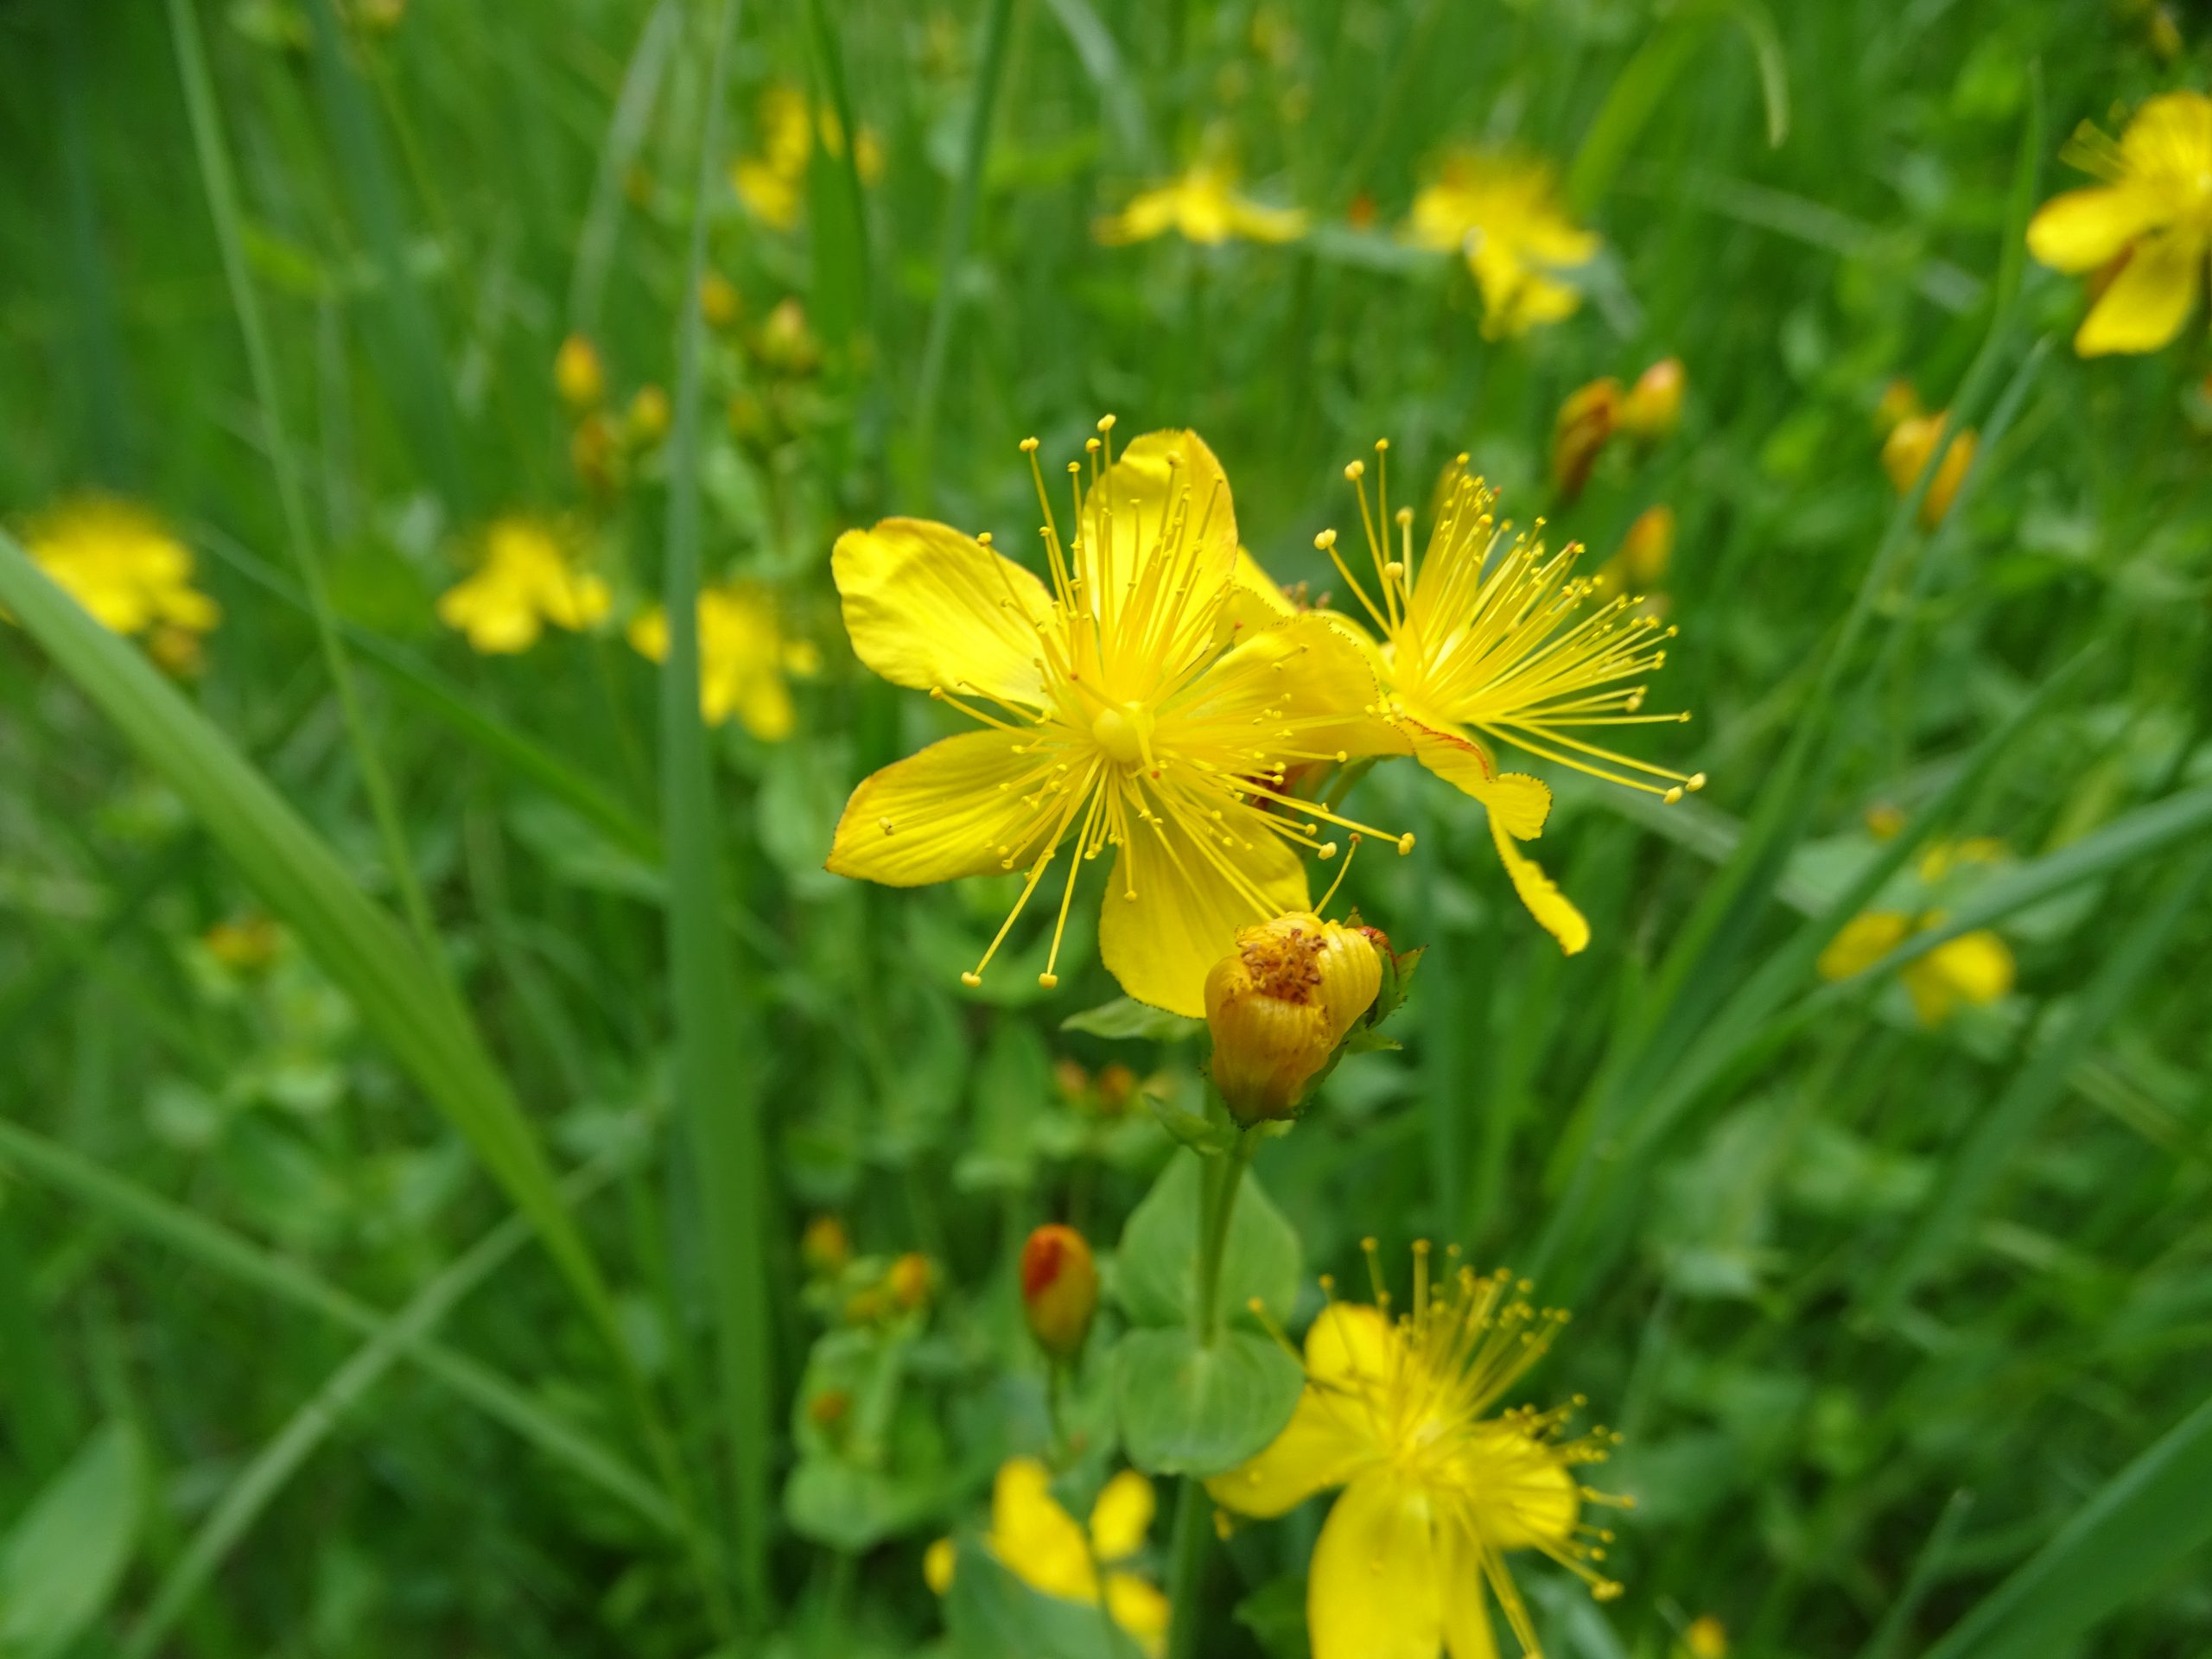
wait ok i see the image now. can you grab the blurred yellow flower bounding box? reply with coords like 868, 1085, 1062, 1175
554, 333, 605, 410
1684, 1613, 1731, 1659
1406, 151, 1599, 337
1258, 449, 1701, 956
1210, 1246, 1624, 1659
1817, 910, 2015, 1027
700, 270, 742, 329
1881, 410, 1977, 526
1619, 357, 1687, 442
928, 1459, 1169, 1657
628, 580, 818, 741
22, 498, 220, 641
203, 913, 283, 973
824, 423, 1410, 1016
2027, 92, 2212, 356
730, 82, 882, 232
1093, 165, 1308, 246
437, 518, 611, 655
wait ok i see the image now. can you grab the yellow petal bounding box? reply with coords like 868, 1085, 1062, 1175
2075, 232, 2203, 356
1441, 1545, 1499, 1659
1222, 546, 1300, 642
1104, 1573, 1171, 1658
923, 1536, 957, 1596
1228, 197, 1309, 244
1088, 1470, 1156, 1562
832, 518, 1052, 704
1816, 911, 1911, 982
2025, 186, 2165, 273
1926, 930, 2013, 1007
1167, 612, 1396, 769
1094, 188, 1180, 245
1205, 1384, 1382, 1519
2120, 91, 2212, 175
1097, 801, 1307, 1018
1306, 1474, 1444, 1659
626, 607, 670, 662
1488, 810, 1590, 955
1304, 1301, 1394, 1387
537, 569, 611, 631
1404, 721, 1552, 837
989, 1458, 1096, 1603
1080, 430, 1240, 658
826, 729, 1052, 886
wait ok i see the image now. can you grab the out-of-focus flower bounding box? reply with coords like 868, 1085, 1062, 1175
887, 1251, 933, 1311
754, 296, 821, 377
571, 411, 620, 495
438, 518, 611, 654
928, 1460, 1169, 1657
1875, 377, 1922, 435
627, 580, 818, 741
1405, 150, 1599, 337
807, 1388, 851, 1430
1865, 802, 1909, 840
555, 333, 605, 410
20, 499, 221, 643
1683, 1614, 1730, 1659
700, 270, 742, 329
1882, 410, 1977, 526
626, 384, 672, 448
801, 1214, 851, 1278
204, 913, 283, 973
1020, 1224, 1099, 1359
1210, 1245, 1624, 1659
1255, 448, 1701, 955
1345, 189, 1378, 232
1618, 357, 1686, 442
2027, 92, 2212, 355
1550, 378, 1621, 499
1918, 836, 2006, 881
1592, 504, 1675, 601
730, 83, 882, 231
1204, 912, 1382, 1124
1817, 910, 2016, 1027
1094, 1062, 1138, 1116
1094, 165, 1308, 246
823, 423, 1409, 1017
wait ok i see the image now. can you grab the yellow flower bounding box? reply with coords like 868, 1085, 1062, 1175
627, 580, 818, 741
929, 1459, 1170, 1657
1205, 911, 1382, 1123
1881, 411, 1977, 527
437, 518, 612, 655
203, 913, 283, 973
2027, 92, 2212, 356
729, 83, 882, 231
1816, 910, 2016, 1027
1265, 448, 1701, 956
1093, 165, 1308, 246
824, 423, 1411, 1017
554, 333, 605, 410
1210, 1244, 1624, 1659
1405, 151, 1599, 338
22, 498, 221, 640
700, 270, 742, 329
1683, 1614, 1730, 1659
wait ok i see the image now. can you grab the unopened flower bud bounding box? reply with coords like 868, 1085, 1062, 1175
1020, 1224, 1099, 1359
1619, 504, 1675, 588
1618, 357, 1686, 442
1094, 1062, 1138, 1116
1549, 377, 1620, 500
807, 1388, 851, 1430
554, 332, 605, 410
887, 1250, 933, 1310
800, 1214, 850, 1277
626, 384, 671, 448
1881, 410, 1976, 526
699, 270, 742, 329
1204, 911, 1382, 1124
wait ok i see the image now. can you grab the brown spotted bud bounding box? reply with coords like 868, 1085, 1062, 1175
1020, 1224, 1099, 1360
1204, 911, 1382, 1124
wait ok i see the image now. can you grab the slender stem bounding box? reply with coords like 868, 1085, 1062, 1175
1161, 1475, 1211, 1659
165, 0, 440, 961
1192, 1135, 1254, 1348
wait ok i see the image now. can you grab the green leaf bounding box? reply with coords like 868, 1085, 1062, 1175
1919, 1395, 2212, 1659
0, 1422, 142, 1659
1146, 1091, 1240, 1156
1061, 997, 1204, 1043
1111, 1327, 1303, 1478
1114, 1153, 1300, 1331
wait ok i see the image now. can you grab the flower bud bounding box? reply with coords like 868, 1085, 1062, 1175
1618, 356, 1685, 442
554, 332, 605, 410
1548, 377, 1620, 500
800, 1214, 850, 1277
1619, 504, 1675, 588
887, 1250, 933, 1311
626, 384, 671, 448
700, 270, 742, 329
1020, 1224, 1099, 1360
1881, 410, 1976, 526
1204, 911, 1382, 1124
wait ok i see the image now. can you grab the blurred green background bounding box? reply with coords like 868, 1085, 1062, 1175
2, 0, 2209, 1655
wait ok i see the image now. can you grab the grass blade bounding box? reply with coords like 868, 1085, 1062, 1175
0, 1116, 678, 1540
1917, 1394, 2212, 1659
568, 0, 681, 337
660, 0, 774, 1620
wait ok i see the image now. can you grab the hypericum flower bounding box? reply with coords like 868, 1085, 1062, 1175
1817, 910, 2015, 1027
1260, 446, 1702, 955
21, 498, 221, 642
1210, 1243, 1626, 1659
1405, 151, 1599, 338
1020, 1224, 1100, 1359
627, 580, 819, 741
1618, 357, 1686, 442
824, 423, 1412, 1017
1881, 410, 1976, 527
437, 518, 611, 655
554, 333, 605, 410
1205, 910, 1382, 1123
730, 83, 883, 232
1093, 166, 1308, 246
2026, 92, 2212, 356
928, 1459, 1169, 1657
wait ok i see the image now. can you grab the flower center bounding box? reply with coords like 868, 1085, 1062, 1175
1090, 702, 1152, 768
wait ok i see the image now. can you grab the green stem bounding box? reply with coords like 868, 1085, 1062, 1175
1161, 1474, 1211, 1659
1191, 1135, 1254, 1348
